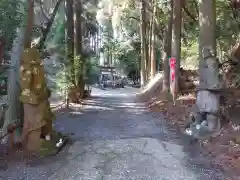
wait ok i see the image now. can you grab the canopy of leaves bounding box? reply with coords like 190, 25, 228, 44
96, 0, 240, 71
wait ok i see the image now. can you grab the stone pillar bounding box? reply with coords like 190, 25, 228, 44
185, 47, 221, 139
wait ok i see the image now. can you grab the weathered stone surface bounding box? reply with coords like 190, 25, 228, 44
196, 90, 220, 114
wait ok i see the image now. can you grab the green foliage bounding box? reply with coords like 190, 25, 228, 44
51, 23, 65, 46
182, 0, 240, 64
216, 0, 239, 54
0, 1, 25, 96
84, 57, 99, 85
74, 55, 84, 86
97, 0, 142, 75
0, 67, 8, 95
181, 42, 199, 69
52, 0, 240, 92
47, 8, 65, 50
0, 0, 25, 53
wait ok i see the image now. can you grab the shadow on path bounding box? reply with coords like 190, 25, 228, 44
0, 88, 236, 180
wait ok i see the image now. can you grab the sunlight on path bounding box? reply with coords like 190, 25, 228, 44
0, 87, 231, 180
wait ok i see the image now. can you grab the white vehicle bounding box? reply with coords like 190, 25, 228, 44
99, 72, 112, 88
99, 72, 124, 88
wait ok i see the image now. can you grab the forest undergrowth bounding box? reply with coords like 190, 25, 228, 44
138, 69, 240, 176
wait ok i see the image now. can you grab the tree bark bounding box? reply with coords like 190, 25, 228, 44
162, 1, 173, 92
24, 0, 34, 48
66, 0, 75, 86
198, 0, 219, 114
198, 0, 217, 90
150, 2, 156, 78
0, 37, 5, 65
148, 3, 153, 79
74, 0, 82, 55
171, 0, 182, 94
199, 0, 216, 58
74, 0, 85, 97
185, 0, 220, 139
150, 33, 156, 78
1, 28, 25, 143
140, 0, 147, 86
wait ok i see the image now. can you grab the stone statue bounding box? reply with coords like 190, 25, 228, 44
185, 46, 221, 140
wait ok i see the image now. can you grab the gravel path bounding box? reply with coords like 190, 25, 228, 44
0, 87, 234, 180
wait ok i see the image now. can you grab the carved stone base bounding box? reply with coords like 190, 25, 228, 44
196, 90, 220, 113
186, 119, 221, 140
184, 112, 221, 140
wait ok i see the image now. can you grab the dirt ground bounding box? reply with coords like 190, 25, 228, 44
146, 92, 240, 177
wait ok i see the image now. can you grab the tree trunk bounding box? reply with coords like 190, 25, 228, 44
199, 0, 216, 58
198, 0, 217, 94
185, 0, 220, 139
148, 4, 153, 79
150, 3, 156, 78
66, 0, 75, 86
162, 1, 173, 92
74, 0, 82, 58
198, 0, 218, 91
74, 0, 84, 97
140, 0, 147, 87
1, 28, 25, 143
171, 0, 182, 95
97, 27, 100, 57
197, 0, 219, 127
24, 0, 34, 48
0, 37, 5, 65
150, 34, 156, 78
108, 30, 110, 66
94, 34, 97, 53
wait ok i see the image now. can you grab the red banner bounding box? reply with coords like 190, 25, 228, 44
171, 71, 175, 82
169, 57, 176, 82
170, 57, 176, 68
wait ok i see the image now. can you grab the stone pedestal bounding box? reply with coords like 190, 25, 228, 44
185, 47, 221, 139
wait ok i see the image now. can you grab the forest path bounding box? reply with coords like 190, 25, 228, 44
0, 87, 233, 180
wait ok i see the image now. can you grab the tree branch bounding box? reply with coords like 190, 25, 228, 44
128, 16, 140, 21
35, 0, 51, 22
193, 0, 199, 18
182, 5, 197, 22
38, 0, 64, 49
